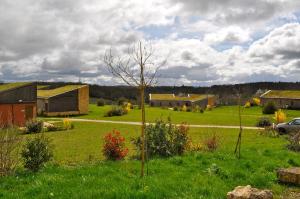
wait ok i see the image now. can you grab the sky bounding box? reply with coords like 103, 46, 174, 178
0, 0, 300, 86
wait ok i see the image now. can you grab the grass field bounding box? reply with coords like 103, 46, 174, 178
0, 122, 300, 198
68, 104, 300, 126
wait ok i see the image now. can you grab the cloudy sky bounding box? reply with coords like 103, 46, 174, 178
0, 0, 300, 86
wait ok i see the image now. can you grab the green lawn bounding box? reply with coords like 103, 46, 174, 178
1, 122, 300, 198
68, 104, 300, 126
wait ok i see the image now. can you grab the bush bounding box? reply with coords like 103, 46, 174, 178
103, 130, 128, 160
97, 99, 105, 106
186, 107, 192, 112
244, 101, 251, 108
206, 105, 212, 111
173, 106, 179, 111
200, 109, 204, 113
203, 133, 219, 152
287, 132, 300, 152
274, 109, 286, 124
133, 119, 190, 158
105, 106, 128, 117
117, 97, 127, 106
262, 101, 278, 114
252, 98, 261, 106
256, 117, 272, 127
21, 135, 53, 172
0, 128, 21, 176
181, 105, 187, 112
25, 120, 44, 134
63, 118, 74, 130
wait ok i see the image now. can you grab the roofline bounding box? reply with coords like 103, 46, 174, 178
0, 82, 35, 94
260, 90, 271, 98
37, 84, 88, 99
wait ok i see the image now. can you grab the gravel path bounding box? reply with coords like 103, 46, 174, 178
52, 118, 264, 130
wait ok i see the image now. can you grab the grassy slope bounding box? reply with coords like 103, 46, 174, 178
1, 122, 299, 198
69, 104, 300, 126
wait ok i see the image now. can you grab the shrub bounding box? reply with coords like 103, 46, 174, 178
193, 105, 200, 112
103, 130, 128, 160
262, 101, 278, 114
105, 106, 128, 117
287, 132, 300, 152
188, 142, 203, 152
252, 98, 261, 106
206, 104, 212, 111
63, 118, 74, 130
173, 106, 179, 111
97, 99, 105, 106
203, 133, 219, 152
186, 107, 192, 112
122, 102, 132, 113
244, 101, 251, 108
181, 105, 187, 112
0, 128, 21, 176
25, 120, 44, 134
132, 120, 190, 158
21, 135, 53, 172
274, 109, 286, 124
200, 109, 204, 113
256, 117, 272, 127
117, 97, 127, 106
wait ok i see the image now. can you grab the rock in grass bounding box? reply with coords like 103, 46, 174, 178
277, 167, 300, 185
227, 185, 273, 199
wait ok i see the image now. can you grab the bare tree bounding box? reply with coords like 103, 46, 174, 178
234, 89, 243, 159
104, 41, 164, 177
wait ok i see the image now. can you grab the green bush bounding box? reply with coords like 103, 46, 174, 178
97, 99, 105, 106
132, 119, 190, 158
117, 97, 127, 106
173, 107, 179, 111
256, 117, 272, 127
105, 106, 128, 117
25, 120, 43, 134
21, 135, 53, 172
262, 102, 278, 114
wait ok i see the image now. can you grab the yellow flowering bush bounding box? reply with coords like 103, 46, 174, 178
274, 109, 286, 124
244, 101, 251, 108
181, 105, 187, 112
252, 98, 261, 106
63, 118, 73, 130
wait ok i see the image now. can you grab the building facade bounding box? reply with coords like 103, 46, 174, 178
37, 85, 89, 116
149, 93, 215, 108
0, 82, 37, 127
260, 90, 300, 109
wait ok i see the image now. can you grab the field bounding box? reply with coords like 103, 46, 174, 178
1, 119, 300, 198
70, 104, 300, 126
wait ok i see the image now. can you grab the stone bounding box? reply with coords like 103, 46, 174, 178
227, 185, 273, 199
43, 122, 55, 128
277, 167, 300, 185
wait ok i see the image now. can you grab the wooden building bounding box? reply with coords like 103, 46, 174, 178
0, 82, 37, 127
260, 90, 300, 109
37, 85, 89, 116
149, 93, 215, 108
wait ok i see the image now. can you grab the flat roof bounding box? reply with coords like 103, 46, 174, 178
0, 82, 33, 93
37, 85, 87, 99
150, 93, 213, 102
261, 90, 300, 99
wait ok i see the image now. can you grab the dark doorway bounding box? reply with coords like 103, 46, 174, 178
25, 105, 33, 121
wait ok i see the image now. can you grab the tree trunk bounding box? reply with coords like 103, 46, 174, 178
140, 86, 145, 177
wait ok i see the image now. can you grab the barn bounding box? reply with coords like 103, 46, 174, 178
0, 82, 37, 127
37, 85, 89, 116
260, 90, 300, 109
149, 93, 215, 108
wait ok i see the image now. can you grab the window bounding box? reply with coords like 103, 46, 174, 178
293, 119, 300, 125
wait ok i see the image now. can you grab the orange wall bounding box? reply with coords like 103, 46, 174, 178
0, 103, 36, 127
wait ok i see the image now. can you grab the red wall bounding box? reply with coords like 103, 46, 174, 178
0, 103, 36, 127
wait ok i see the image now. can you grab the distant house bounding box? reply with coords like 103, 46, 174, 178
149, 93, 215, 108
0, 82, 37, 127
260, 90, 300, 109
37, 85, 89, 116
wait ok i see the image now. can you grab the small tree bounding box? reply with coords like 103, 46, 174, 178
234, 90, 243, 159
104, 41, 165, 177
274, 109, 286, 124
